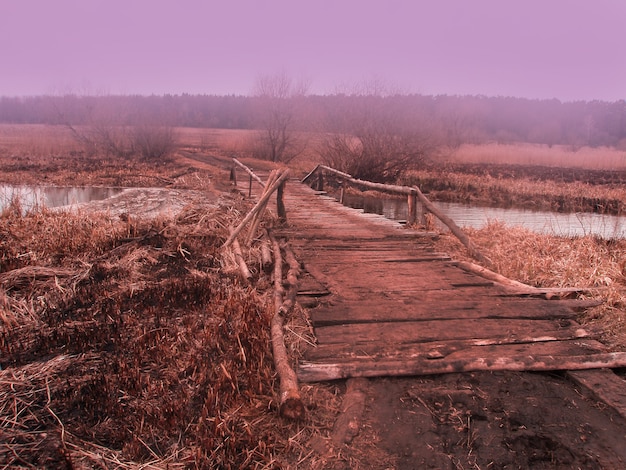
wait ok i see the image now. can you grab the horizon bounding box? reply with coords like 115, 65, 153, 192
1, 1, 625, 102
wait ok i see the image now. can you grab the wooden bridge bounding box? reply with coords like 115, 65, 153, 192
234, 161, 626, 385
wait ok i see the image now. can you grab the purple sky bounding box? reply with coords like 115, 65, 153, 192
1, 0, 625, 101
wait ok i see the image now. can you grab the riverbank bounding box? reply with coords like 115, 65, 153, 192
432, 221, 626, 349
402, 164, 626, 215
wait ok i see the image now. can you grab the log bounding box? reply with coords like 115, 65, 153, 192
269, 233, 305, 420
453, 260, 538, 293
282, 241, 300, 311
260, 236, 273, 273
298, 352, 626, 382
245, 170, 279, 245
412, 186, 492, 267
454, 260, 599, 299
222, 169, 290, 247
331, 378, 369, 445
231, 237, 252, 283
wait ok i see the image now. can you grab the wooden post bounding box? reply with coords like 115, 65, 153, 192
248, 174, 253, 198
316, 168, 324, 192
339, 180, 345, 204
230, 166, 237, 186
277, 180, 287, 223
223, 170, 290, 248
407, 189, 417, 225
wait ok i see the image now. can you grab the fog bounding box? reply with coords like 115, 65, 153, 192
1, 0, 625, 101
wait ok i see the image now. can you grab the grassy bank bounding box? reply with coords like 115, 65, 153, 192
0, 196, 339, 468
402, 168, 626, 215
432, 222, 626, 349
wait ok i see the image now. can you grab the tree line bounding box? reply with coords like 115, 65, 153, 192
1, 93, 625, 150
0, 93, 626, 147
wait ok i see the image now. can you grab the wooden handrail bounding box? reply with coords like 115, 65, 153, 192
233, 158, 266, 187
303, 164, 492, 267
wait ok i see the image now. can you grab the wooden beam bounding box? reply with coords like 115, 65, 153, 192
298, 352, 626, 382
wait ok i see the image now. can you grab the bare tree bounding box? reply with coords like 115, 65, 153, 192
252, 72, 308, 162
52, 93, 177, 160
320, 85, 439, 183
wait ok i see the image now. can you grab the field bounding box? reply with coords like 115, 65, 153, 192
1, 124, 626, 468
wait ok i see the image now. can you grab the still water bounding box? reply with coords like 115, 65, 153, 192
0, 185, 124, 212
340, 193, 626, 239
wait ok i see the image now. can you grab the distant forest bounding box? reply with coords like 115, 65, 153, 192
1, 94, 626, 149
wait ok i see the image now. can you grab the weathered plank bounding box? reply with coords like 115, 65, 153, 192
298, 352, 626, 382
313, 318, 589, 345
309, 297, 582, 326
304, 336, 604, 363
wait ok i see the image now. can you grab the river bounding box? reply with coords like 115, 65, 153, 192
339, 193, 626, 239
0, 185, 124, 212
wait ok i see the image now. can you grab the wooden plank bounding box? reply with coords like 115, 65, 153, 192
567, 369, 626, 421
309, 298, 581, 326
305, 337, 603, 362
297, 352, 626, 382
312, 318, 589, 345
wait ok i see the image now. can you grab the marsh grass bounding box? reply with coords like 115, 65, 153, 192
402, 169, 626, 215
433, 222, 626, 348
448, 142, 626, 170
0, 198, 339, 468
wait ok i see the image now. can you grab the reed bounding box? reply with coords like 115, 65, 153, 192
402, 169, 626, 215
0, 199, 335, 468
433, 222, 626, 348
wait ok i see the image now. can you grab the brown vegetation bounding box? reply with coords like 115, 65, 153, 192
0, 193, 338, 468
1, 124, 626, 468
433, 222, 626, 349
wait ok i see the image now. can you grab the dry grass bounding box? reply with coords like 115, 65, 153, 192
432, 222, 626, 348
447, 142, 626, 170
402, 169, 626, 215
0, 196, 343, 469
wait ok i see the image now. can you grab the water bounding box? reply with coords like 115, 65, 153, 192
0, 185, 124, 212
340, 193, 626, 239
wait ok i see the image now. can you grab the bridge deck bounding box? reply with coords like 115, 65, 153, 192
272, 179, 624, 382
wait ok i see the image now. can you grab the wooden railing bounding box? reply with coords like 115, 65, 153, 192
302, 164, 492, 267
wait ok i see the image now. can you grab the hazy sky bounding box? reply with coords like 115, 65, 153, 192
1, 0, 625, 101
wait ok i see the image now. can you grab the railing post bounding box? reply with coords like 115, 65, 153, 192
277, 180, 287, 223
407, 189, 417, 225
339, 180, 345, 204
316, 168, 324, 192
230, 166, 237, 186
248, 174, 253, 198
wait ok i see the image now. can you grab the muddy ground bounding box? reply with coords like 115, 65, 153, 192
324, 371, 626, 469
2, 149, 626, 469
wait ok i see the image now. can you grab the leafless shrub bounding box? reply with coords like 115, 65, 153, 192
131, 125, 178, 161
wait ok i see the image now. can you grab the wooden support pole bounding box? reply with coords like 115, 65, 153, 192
229, 166, 237, 186
277, 180, 287, 223
223, 170, 290, 248
248, 174, 253, 198
412, 185, 492, 267
316, 168, 324, 191
407, 189, 417, 225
